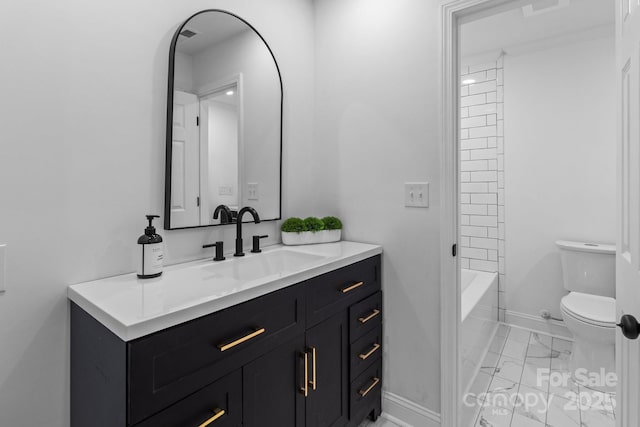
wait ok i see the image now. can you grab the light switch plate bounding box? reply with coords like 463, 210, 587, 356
405, 182, 429, 208
218, 185, 233, 196
247, 183, 259, 200
0, 244, 6, 293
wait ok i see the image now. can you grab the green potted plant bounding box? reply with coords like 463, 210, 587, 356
281, 216, 342, 245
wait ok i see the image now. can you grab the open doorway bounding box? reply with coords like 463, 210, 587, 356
459, 2, 616, 425
440, 1, 628, 426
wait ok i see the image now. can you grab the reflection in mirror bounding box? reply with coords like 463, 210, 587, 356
165, 10, 282, 229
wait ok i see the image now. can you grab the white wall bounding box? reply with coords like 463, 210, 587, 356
174, 51, 194, 92
504, 36, 616, 320
0, 0, 315, 425
314, 0, 442, 413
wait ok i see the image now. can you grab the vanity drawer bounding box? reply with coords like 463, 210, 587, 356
135, 369, 241, 427
128, 284, 305, 425
350, 360, 382, 420
349, 291, 382, 342
350, 326, 382, 381
306, 255, 380, 327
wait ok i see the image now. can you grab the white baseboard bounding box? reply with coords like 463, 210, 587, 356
382, 391, 441, 427
504, 310, 572, 339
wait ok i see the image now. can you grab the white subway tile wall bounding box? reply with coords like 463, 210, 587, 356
461, 56, 506, 321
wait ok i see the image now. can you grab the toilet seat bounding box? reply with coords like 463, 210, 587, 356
561, 292, 616, 328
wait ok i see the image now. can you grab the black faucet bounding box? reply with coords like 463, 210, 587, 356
202, 241, 226, 261
235, 207, 260, 257
213, 204, 234, 224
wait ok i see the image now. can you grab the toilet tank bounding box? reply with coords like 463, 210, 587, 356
556, 240, 616, 298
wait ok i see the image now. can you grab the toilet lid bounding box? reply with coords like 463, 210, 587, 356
561, 292, 616, 326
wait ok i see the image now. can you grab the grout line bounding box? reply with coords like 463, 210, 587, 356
473, 329, 509, 426
535, 332, 552, 425
506, 325, 521, 427
577, 384, 584, 426
503, 322, 573, 342
612, 390, 616, 418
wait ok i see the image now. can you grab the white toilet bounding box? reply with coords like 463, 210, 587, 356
556, 240, 616, 392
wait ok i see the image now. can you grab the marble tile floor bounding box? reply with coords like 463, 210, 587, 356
463, 324, 616, 427
359, 416, 402, 427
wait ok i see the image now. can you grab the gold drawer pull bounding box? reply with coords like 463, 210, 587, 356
358, 309, 381, 324
359, 377, 380, 397
300, 351, 309, 397
359, 343, 381, 360
341, 281, 364, 293
198, 408, 225, 427
310, 347, 317, 390
217, 328, 265, 352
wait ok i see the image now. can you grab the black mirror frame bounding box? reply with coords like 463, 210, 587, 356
164, 9, 283, 230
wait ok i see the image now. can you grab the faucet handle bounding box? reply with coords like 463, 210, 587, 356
203, 241, 226, 261
251, 235, 269, 253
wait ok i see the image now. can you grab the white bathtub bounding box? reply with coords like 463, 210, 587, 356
460, 269, 499, 395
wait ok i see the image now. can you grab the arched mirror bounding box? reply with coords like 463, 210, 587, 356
164, 10, 282, 229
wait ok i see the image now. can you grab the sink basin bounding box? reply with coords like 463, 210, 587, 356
202, 248, 328, 282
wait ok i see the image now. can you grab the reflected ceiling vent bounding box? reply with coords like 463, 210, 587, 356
523, 0, 570, 17
180, 29, 198, 38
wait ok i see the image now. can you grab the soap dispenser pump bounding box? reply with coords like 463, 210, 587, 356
137, 215, 163, 279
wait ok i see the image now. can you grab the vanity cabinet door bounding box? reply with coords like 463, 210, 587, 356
243, 334, 305, 427
305, 313, 349, 427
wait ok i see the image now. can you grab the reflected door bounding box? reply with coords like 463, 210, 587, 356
171, 90, 200, 227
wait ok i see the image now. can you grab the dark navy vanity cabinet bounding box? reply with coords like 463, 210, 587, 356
71, 255, 383, 427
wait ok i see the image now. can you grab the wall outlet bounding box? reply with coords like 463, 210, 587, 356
247, 183, 259, 200
404, 182, 429, 208
0, 244, 6, 294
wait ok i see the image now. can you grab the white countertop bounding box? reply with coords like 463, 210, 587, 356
68, 241, 382, 341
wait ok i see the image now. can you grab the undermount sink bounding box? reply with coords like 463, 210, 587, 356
202, 248, 329, 282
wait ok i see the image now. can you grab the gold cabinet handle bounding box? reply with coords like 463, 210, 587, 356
198, 408, 225, 427
359, 343, 381, 360
300, 351, 309, 397
217, 328, 265, 352
358, 309, 381, 324
309, 347, 317, 390
341, 281, 364, 293
358, 377, 380, 397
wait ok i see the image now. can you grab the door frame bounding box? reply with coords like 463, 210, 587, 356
439, 1, 547, 426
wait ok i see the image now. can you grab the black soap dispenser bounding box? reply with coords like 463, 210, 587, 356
137, 215, 163, 279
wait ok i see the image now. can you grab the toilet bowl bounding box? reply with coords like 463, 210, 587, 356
556, 240, 616, 393
560, 292, 616, 392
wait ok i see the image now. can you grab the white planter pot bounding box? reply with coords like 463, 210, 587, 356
281, 229, 341, 246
